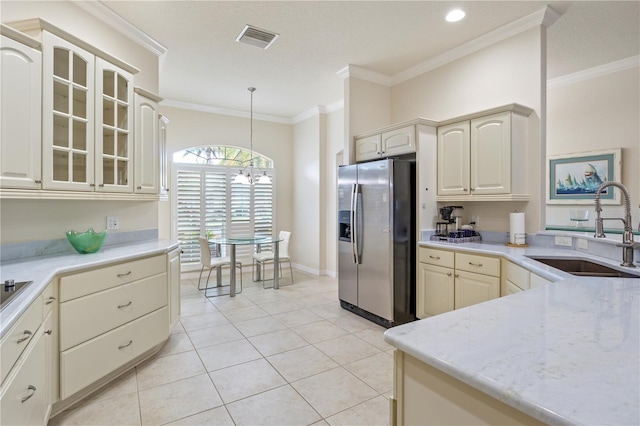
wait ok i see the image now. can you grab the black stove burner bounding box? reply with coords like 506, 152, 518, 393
1, 280, 32, 312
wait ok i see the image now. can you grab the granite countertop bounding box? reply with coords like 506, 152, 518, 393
384, 240, 640, 426
0, 239, 179, 339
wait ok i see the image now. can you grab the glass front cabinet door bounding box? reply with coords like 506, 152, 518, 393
42, 31, 133, 192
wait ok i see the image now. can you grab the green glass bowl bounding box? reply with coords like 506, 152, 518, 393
65, 228, 107, 254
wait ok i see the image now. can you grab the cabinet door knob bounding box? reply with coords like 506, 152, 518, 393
45, 296, 56, 305
17, 330, 33, 344
137, 186, 142, 190
462, 188, 468, 191
45, 329, 53, 335
455, 274, 460, 278
21, 385, 37, 403
447, 272, 452, 276
34, 179, 42, 184
90, 183, 95, 187
99, 183, 104, 187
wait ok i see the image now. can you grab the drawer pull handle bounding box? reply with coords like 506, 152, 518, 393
119, 340, 133, 350
117, 271, 132, 278
429, 255, 441, 260
21, 385, 36, 403
45, 296, 56, 305
118, 301, 133, 309
17, 330, 33, 344
469, 262, 483, 267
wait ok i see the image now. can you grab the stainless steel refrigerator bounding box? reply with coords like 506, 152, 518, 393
337, 158, 416, 328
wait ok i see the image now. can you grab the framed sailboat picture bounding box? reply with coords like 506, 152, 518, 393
547, 149, 621, 204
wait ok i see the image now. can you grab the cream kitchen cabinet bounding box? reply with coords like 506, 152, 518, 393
134, 88, 162, 194
417, 247, 500, 318
42, 31, 135, 192
436, 105, 532, 201
0, 27, 42, 190
355, 125, 416, 162
0, 282, 55, 426
58, 255, 169, 399
501, 260, 530, 295
167, 247, 182, 329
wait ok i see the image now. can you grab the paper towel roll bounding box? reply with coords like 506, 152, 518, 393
509, 212, 526, 245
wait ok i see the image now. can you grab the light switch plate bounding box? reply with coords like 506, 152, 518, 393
554, 236, 572, 247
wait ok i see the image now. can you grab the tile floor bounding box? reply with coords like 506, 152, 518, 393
49, 270, 394, 425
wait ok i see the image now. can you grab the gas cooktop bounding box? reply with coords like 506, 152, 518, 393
1, 280, 32, 312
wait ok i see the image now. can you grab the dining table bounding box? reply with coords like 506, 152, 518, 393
208, 235, 283, 297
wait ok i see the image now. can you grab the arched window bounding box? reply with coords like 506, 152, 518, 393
172, 146, 275, 268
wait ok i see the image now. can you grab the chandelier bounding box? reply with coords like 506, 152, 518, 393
233, 87, 271, 185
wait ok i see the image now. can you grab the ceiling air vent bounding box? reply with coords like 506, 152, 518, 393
236, 24, 279, 49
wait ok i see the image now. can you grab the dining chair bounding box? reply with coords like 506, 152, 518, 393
198, 237, 242, 296
252, 231, 293, 287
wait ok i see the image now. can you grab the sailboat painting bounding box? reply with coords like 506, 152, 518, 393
548, 149, 621, 204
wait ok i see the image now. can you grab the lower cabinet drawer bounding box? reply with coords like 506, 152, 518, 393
455, 253, 500, 277
419, 247, 455, 268
60, 273, 167, 351
1, 296, 43, 384
60, 306, 169, 399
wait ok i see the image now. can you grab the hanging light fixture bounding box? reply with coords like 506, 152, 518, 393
233, 87, 272, 185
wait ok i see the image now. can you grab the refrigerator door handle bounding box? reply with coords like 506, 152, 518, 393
352, 183, 361, 264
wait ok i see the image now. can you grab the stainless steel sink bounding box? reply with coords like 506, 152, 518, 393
527, 256, 640, 278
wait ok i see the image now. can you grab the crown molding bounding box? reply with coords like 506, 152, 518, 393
291, 100, 345, 124
160, 99, 293, 124
547, 55, 640, 89
73, 0, 167, 57
392, 6, 560, 85
336, 64, 393, 86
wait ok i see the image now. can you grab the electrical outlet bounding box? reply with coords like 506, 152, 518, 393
554, 236, 572, 247
471, 215, 479, 226
577, 239, 589, 250
107, 216, 119, 230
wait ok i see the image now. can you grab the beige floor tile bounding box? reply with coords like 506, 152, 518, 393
273, 308, 324, 328
256, 298, 303, 315
197, 338, 263, 371
292, 320, 349, 344
328, 312, 380, 333
291, 294, 337, 308
248, 329, 309, 356
180, 299, 219, 317
171, 321, 186, 335
186, 324, 244, 349
233, 315, 287, 337
75, 368, 138, 406
314, 334, 381, 365
354, 327, 394, 351
165, 406, 234, 425
209, 295, 257, 311
49, 393, 141, 426
221, 305, 269, 323
180, 311, 230, 332
343, 352, 393, 394
209, 358, 287, 403
291, 367, 377, 418
326, 395, 389, 426
139, 374, 223, 425
156, 332, 195, 358
136, 350, 205, 390
311, 420, 331, 426
267, 345, 339, 382
226, 385, 321, 425
309, 302, 346, 319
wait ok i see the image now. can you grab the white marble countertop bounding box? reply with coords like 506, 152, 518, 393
0, 239, 179, 339
384, 240, 640, 425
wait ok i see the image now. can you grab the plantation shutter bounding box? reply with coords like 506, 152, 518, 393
175, 169, 202, 263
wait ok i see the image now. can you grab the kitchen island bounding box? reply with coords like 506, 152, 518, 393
384, 241, 639, 425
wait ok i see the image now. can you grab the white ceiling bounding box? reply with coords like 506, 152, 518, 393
97, 1, 639, 121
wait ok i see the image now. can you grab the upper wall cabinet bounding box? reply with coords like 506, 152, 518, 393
42, 32, 134, 193
355, 125, 416, 162
0, 27, 42, 190
134, 88, 162, 194
436, 104, 533, 202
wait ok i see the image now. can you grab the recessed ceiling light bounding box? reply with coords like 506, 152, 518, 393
446, 9, 466, 23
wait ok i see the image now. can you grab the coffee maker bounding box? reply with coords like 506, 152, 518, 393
435, 205, 463, 238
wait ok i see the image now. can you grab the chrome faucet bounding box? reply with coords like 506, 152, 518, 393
594, 181, 637, 267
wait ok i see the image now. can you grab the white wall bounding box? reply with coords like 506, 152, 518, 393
546, 65, 640, 229
292, 115, 321, 274
158, 106, 294, 242
1, 0, 161, 245
388, 27, 546, 235
324, 109, 345, 277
